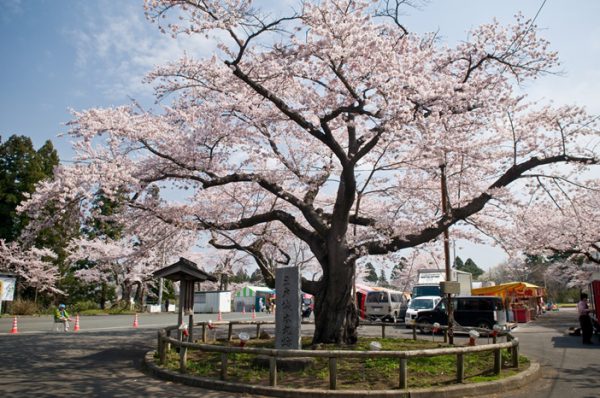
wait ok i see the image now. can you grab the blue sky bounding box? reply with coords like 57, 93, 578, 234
1, 0, 599, 269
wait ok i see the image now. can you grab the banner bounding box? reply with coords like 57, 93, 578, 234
0, 275, 17, 301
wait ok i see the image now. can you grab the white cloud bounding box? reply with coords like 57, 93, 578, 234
64, 0, 220, 103
0, 0, 23, 22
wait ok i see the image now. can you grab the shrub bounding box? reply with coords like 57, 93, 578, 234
72, 300, 100, 313
10, 299, 39, 315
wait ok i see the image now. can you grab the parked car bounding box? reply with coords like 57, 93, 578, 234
404, 295, 442, 327
415, 296, 507, 333
365, 289, 409, 323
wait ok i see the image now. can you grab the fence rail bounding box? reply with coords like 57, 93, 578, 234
192, 319, 509, 343
156, 320, 520, 391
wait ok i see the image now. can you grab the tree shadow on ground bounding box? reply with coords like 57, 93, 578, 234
0, 330, 263, 398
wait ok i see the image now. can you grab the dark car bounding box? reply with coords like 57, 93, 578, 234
415, 296, 507, 333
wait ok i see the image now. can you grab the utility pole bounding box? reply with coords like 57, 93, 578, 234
158, 243, 166, 311
440, 162, 454, 344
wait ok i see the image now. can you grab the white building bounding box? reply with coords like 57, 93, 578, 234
193, 291, 232, 313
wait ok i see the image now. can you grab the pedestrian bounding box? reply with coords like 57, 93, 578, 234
577, 293, 594, 345
54, 304, 72, 332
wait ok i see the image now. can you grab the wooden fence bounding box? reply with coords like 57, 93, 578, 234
156, 321, 520, 391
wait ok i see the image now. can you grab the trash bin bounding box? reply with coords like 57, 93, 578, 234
513, 308, 530, 323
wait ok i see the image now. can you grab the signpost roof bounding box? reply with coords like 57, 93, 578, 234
152, 257, 217, 282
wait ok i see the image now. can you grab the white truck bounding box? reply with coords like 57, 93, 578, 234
411, 269, 472, 298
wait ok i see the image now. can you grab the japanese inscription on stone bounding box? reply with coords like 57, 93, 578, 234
275, 266, 301, 349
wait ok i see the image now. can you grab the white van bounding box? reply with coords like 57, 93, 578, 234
365, 289, 409, 323
404, 295, 442, 326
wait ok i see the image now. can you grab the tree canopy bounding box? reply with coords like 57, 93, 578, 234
20, 0, 599, 343
0, 135, 58, 241
363, 263, 379, 283
455, 256, 484, 279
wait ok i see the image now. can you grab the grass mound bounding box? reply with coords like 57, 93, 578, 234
160, 336, 529, 390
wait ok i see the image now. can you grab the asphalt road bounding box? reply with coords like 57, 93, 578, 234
0, 309, 598, 398
493, 308, 600, 398
0, 312, 272, 398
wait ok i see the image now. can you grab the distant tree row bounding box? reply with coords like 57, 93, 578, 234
228, 268, 264, 284
362, 255, 485, 290
454, 256, 485, 280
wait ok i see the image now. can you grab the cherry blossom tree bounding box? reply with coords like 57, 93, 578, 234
67, 213, 198, 307
21, 0, 600, 344
0, 239, 60, 299
506, 182, 600, 263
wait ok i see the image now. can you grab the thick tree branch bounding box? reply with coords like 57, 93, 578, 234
355, 154, 598, 256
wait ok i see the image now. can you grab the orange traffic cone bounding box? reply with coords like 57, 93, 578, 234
74, 314, 80, 332
133, 313, 139, 328
252, 308, 256, 319
217, 311, 222, 321
9, 316, 18, 334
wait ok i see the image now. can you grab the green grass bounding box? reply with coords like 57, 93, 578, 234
161, 336, 529, 390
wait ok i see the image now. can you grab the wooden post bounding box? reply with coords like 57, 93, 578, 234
202, 323, 207, 342
412, 324, 417, 340
456, 353, 464, 383
228, 322, 233, 341
220, 353, 228, 380
329, 357, 337, 390
256, 323, 261, 339
269, 356, 277, 386
188, 313, 194, 342
443, 328, 448, 343
179, 344, 187, 373
493, 348, 502, 374
512, 343, 519, 368
381, 324, 386, 338
178, 283, 185, 341
399, 358, 408, 389
158, 332, 166, 365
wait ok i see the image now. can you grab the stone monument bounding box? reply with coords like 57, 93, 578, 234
275, 266, 302, 349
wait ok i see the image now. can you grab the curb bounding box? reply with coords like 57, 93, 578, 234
143, 351, 541, 398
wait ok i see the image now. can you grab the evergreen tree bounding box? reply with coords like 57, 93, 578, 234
231, 268, 250, 283
65, 190, 127, 308
0, 135, 63, 304
458, 258, 485, 279
250, 268, 263, 283
389, 262, 404, 283
454, 256, 464, 269
0, 135, 59, 241
364, 262, 378, 284
378, 269, 388, 287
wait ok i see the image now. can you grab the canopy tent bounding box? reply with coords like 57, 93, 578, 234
235, 285, 275, 297
234, 285, 275, 312
471, 282, 545, 299
472, 282, 546, 323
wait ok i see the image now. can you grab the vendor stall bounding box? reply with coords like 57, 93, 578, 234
234, 285, 275, 312
472, 282, 546, 323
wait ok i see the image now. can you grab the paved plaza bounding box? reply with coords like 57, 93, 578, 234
0, 309, 598, 397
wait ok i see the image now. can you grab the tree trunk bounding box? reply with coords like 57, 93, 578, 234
100, 283, 106, 310
312, 259, 358, 345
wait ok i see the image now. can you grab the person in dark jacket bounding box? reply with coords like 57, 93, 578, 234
577, 293, 594, 345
